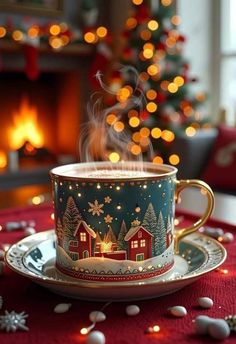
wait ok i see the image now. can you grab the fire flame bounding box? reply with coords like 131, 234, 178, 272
8, 97, 44, 150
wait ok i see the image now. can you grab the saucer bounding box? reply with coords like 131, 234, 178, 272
5, 230, 227, 301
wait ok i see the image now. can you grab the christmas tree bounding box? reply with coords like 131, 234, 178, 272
88, 0, 210, 165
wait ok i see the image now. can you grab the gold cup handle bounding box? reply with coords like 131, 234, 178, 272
174, 179, 215, 254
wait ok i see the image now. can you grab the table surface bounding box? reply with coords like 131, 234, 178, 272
0, 188, 236, 343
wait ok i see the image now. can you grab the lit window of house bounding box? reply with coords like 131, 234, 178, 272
131, 240, 138, 248
70, 241, 78, 247
140, 239, 146, 247
80, 232, 86, 242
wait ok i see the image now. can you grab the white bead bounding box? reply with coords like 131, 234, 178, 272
208, 319, 230, 340
0, 261, 5, 275
86, 330, 106, 344
89, 311, 106, 323
194, 315, 213, 334
222, 232, 234, 243
126, 305, 140, 316
198, 297, 213, 309
24, 227, 36, 236
54, 303, 72, 313
168, 306, 187, 317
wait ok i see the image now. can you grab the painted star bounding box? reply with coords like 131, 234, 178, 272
88, 200, 104, 216
104, 214, 113, 223
104, 196, 112, 203
0, 310, 29, 332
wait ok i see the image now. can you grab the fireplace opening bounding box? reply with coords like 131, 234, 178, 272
0, 70, 82, 171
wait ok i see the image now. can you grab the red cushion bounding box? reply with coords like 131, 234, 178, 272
201, 125, 236, 191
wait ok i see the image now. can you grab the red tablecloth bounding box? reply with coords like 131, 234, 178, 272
0, 203, 236, 344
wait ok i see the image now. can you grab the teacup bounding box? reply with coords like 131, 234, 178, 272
50, 161, 214, 282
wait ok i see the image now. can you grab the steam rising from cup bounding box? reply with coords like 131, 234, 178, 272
78, 66, 153, 171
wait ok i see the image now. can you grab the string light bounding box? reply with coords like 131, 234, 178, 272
145, 324, 161, 334
171, 15, 182, 25
132, 132, 141, 142
147, 64, 159, 76
151, 128, 162, 139
27, 25, 39, 38
168, 82, 178, 93
106, 113, 117, 125
161, 130, 175, 142
130, 144, 142, 155
147, 20, 159, 31
96, 26, 107, 38
143, 48, 153, 59
185, 126, 197, 137
169, 154, 180, 165
161, 0, 172, 5
132, 0, 143, 5
113, 121, 125, 132
126, 17, 138, 30
153, 156, 163, 164
146, 102, 157, 113
140, 127, 150, 137
12, 30, 24, 41
0, 26, 6, 38
174, 76, 184, 86
49, 36, 62, 49
128, 109, 138, 118
146, 89, 157, 100
84, 31, 96, 44
129, 117, 140, 128
140, 29, 152, 40
49, 24, 61, 36
109, 152, 120, 163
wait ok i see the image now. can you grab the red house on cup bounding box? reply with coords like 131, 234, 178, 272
68, 221, 96, 260
124, 225, 153, 261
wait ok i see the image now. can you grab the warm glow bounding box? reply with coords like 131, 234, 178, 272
96, 26, 107, 38
49, 36, 62, 49
0, 151, 7, 168
132, 0, 143, 5
0, 26, 7, 38
195, 92, 206, 102
132, 132, 141, 142
61, 35, 70, 46
169, 154, 180, 165
160, 80, 169, 91
128, 109, 138, 118
129, 117, 140, 128
12, 30, 24, 41
126, 17, 138, 30
161, 130, 175, 142
146, 102, 157, 113
148, 20, 159, 31
185, 126, 197, 137
106, 113, 117, 125
171, 15, 182, 25
161, 0, 172, 6
139, 72, 149, 81
131, 144, 142, 155
80, 328, 88, 335
151, 127, 162, 138
146, 89, 157, 100
113, 121, 124, 132
140, 137, 150, 147
143, 49, 154, 59
147, 64, 159, 76
84, 31, 96, 44
101, 241, 113, 253
49, 24, 61, 36
109, 152, 120, 163
8, 97, 44, 150
140, 127, 150, 137
174, 76, 184, 86
168, 82, 178, 93
28, 26, 39, 38
166, 36, 176, 48
32, 196, 42, 205
117, 87, 131, 102
140, 29, 152, 40
153, 156, 163, 164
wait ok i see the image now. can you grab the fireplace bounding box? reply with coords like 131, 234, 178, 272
0, 57, 92, 189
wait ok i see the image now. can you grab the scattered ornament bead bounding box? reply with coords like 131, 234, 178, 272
89, 311, 106, 323
126, 305, 140, 316
86, 330, 106, 344
221, 232, 234, 243
198, 297, 213, 309
0, 296, 3, 309
24, 227, 36, 236
194, 315, 213, 335
0, 261, 5, 276
225, 315, 236, 331
0, 310, 29, 332
208, 319, 230, 340
201, 227, 224, 238
168, 306, 187, 317
54, 303, 71, 313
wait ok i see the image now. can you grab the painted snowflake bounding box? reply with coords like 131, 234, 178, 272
104, 214, 113, 223
88, 200, 104, 216
0, 310, 29, 332
104, 196, 112, 203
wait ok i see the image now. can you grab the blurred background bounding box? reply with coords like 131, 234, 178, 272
0, 0, 235, 208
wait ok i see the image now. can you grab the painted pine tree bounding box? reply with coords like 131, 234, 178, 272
56, 217, 64, 247
156, 212, 166, 255
94, 231, 102, 252
142, 203, 158, 256
117, 220, 128, 250
104, 225, 117, 243
63, 196, 82, 250
166, 216, 173, 248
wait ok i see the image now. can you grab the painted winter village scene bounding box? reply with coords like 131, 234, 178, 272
54, 178, 175, 280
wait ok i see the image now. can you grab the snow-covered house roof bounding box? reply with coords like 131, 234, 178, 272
74, 221, 96, 238
124, 226, 153, 241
